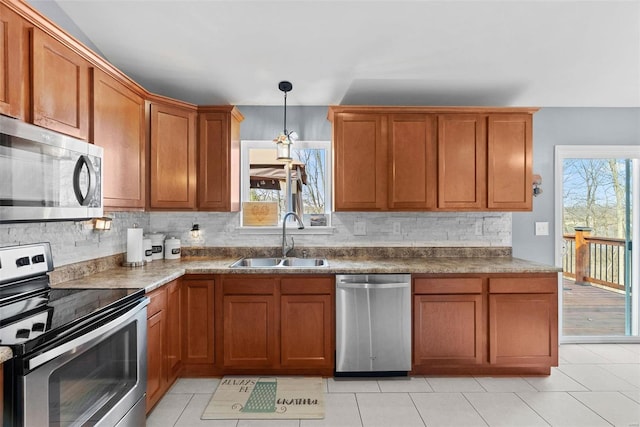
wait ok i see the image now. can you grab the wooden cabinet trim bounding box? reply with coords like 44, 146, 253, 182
280, 276, 333, 294
489, 277, 558, 294
414, 277, 483, 294
222, 277, 278, 295
146, 286, 167, 317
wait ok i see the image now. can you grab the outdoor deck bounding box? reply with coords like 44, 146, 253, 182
562, 276, 627, 336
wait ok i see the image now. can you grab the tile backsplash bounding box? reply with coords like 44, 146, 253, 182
0, 211, 510, 267
0, 212, 149, 267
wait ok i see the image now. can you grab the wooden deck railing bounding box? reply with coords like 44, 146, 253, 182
563, 228, 629, 291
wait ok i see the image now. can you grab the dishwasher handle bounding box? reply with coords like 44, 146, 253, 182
337, 281, 410, 289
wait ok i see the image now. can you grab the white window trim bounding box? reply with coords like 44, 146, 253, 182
239, 140, 333, 232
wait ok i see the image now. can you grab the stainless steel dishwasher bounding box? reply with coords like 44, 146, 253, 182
335, 274, 411, 376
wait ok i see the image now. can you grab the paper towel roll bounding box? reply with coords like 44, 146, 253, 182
126, 228, 144, 264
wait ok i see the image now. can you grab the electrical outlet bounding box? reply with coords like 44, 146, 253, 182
392, 222, 401, 236
535, 221, 549, 236
354, 221, 366, 236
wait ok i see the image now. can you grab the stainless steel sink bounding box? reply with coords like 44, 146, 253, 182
229, 257, 328, 268
229, 257, 283, 267
280, 257, 328, 267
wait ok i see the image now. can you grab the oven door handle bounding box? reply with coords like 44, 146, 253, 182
28, 298, 149, 371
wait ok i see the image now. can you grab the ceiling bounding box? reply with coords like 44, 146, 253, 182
27, 0, 640, 107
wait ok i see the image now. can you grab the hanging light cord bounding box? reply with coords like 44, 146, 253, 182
283, 90, 288, 138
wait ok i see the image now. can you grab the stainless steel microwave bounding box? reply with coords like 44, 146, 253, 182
0, 115, 103, 222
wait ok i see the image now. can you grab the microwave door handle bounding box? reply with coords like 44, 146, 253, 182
73, 155, 97, 206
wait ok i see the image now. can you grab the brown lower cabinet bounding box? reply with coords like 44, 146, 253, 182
413, 273, 558, 375
218, 275, 335, 375
145, 279, 182, 414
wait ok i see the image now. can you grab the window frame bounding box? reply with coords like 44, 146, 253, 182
240, 140, 333, 228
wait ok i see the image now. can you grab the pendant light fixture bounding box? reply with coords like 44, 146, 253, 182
275, 80, 296, 161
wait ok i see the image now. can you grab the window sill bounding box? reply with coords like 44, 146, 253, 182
235, 226, 335, 235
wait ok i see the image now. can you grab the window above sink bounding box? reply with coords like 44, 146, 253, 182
240, 140, 332, 229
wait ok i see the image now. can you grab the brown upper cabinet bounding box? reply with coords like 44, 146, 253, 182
92, 68, 146, 209
389, 114, 437, 209
332, 113, 387, 210
487, 114, 533, 210
0, 2, 28, 120
149, 100, 197, 210
32, 27, 90, 140
197, 106, 244, 211
437, 114, 486, 209
328, 106, 538, 212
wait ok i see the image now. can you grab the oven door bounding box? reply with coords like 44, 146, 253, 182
18, 298, 147, 427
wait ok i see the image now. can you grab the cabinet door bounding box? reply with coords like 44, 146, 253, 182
92, 68, 146, 209
488, 276, 558, 366
197, 109, 242, 211
32, 28, 89, 139
223, 294, 277, 368
414, 294, 483, 365
166, 279, 182, 381
388, 114, 437, 209
149, 102, 197, 209
182, 278, 215, 365
281, 293, 332, 368
0, 3, 27, 119
146, 309, 165, 413
487, 114, 532, 210
437, 114, 486, 209
333, 113, 387, 210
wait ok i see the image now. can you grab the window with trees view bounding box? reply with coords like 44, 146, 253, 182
240, 140, 332, 226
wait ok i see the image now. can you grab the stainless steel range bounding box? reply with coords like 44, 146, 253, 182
0, 243, 148, 426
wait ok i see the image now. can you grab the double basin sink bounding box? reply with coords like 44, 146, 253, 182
230, 257, 328, 268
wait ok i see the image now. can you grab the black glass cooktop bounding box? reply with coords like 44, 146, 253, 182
0, 286, 144, 354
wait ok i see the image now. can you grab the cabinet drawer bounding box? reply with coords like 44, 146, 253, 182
414, 277, 483, 294
222, 278, 277, 295
146, 287, 167, 317
489, 277, 557, 294
281, 277, 333, 294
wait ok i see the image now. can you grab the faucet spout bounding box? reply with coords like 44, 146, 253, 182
282, 211, 304, 258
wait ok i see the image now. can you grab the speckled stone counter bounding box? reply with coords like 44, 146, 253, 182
50, 249, 560, 293
0, 346, 12, 364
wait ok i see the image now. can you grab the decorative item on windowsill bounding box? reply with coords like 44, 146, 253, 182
533, 174, 543, 197
274, 80, 298, 161
94, 216, 112, 231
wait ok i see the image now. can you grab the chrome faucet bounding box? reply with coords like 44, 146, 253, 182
282, 211, 304, 258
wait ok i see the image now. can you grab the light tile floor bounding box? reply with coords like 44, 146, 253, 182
147, 344, 640, 427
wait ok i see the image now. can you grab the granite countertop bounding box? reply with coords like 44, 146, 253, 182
1, 252, 559, 362
0, 346, 12, 364
50, 255, 561, 293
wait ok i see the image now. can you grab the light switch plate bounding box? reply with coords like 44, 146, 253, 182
535, 221, 549, 236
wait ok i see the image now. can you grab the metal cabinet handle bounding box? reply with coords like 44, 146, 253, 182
73, 155, 97, 206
